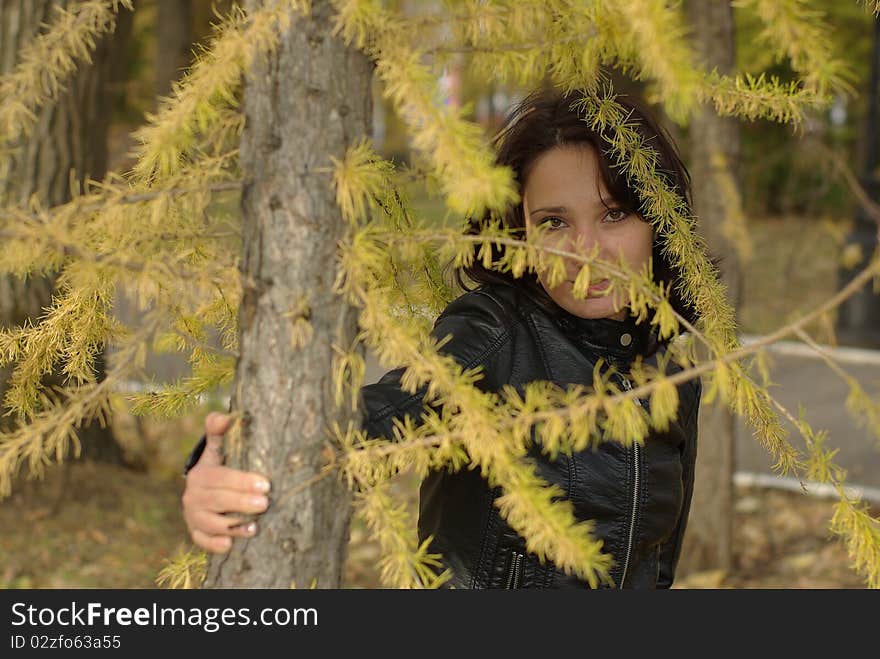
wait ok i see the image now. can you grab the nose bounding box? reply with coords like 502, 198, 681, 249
568, 222, 599, 252
566, 224, 602, 268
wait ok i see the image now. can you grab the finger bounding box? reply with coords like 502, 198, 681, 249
189, 465, 271, 495
205, 412, 232, 437
191, 529, 232, 554
188, 487, 269, 515
199, 412, 233, 468
228, 519, 259, 537
191, 511, 258, 538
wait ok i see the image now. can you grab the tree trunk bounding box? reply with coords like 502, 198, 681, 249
155, 0, 193, 99
203, 0, 372, 588
678, 0, 742, 576
0, 0, 126, 463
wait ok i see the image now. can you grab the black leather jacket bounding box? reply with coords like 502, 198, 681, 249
186, 282, 700, 589
361, 282, 701, 589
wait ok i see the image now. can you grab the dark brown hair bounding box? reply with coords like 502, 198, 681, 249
453, 87, 702, 334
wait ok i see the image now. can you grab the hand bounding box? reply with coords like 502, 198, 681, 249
181, 412, 272, 553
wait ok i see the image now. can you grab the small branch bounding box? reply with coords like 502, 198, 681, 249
0, 227, 238, 287
792, 326, 856, 388
425, 32, 597, 56
169, 325, 239, 360
272, 460, 339, 510
0, 180, 243, 224
816, 141, 880, 226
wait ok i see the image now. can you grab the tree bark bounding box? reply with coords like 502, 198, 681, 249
0, 0, 126, 463
155, 0, 193, 100
678, 0, 742, 576
203, 0, 372, 588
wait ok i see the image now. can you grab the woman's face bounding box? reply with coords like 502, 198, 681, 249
523, 144, 654, 321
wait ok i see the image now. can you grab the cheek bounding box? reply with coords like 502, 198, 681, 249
625, 223, 654, 266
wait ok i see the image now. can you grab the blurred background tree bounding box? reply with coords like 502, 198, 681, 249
0, 0, 133, 463
734, 0, 873, 219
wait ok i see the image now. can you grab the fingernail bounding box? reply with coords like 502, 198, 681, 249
246, 522, 257, 535
251, 496, 268, 509
254, 479, 271, 493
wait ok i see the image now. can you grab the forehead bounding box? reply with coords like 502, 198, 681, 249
522, 144, 612, 207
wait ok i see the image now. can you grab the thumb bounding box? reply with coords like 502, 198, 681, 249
201, 412, 232, 467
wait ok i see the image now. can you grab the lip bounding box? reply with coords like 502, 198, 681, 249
566, 279, 610, 294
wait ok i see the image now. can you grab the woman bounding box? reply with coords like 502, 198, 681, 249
181, 88, 704, 588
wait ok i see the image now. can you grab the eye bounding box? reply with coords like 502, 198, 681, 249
604, 208, 630, 223
538, 216, 567, 230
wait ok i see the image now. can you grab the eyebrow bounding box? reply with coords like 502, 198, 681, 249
529, 206, 568, 216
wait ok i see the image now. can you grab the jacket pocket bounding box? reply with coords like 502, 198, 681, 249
505, 551, 525, 589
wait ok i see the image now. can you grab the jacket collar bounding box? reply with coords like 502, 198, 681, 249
548, 306, 659, 369
507, 282, 660, 368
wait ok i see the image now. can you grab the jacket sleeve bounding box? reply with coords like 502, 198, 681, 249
183, 289, 514, 474
656, 377, 702, 588
361, 289, 515, 441
183, 434, 208, 476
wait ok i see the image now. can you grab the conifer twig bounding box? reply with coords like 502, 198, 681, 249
0, 180, 243, 224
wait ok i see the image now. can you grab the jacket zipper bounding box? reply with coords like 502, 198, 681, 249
506, 551, 524, 589
618, 374, 641, 589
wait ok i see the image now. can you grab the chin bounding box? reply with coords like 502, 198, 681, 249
556, 294, 625, 320
539, 279, 628, 320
